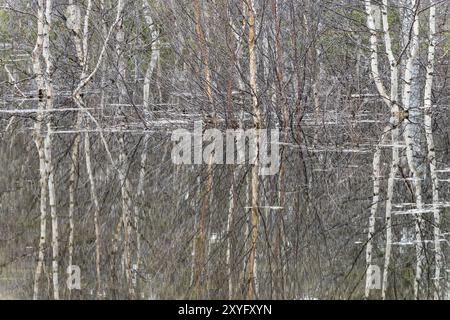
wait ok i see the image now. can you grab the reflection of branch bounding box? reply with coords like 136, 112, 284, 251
4, 65, 26, 97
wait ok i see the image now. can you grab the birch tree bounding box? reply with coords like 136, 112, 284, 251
423, 0, 443, 300
245, 0, 261, 300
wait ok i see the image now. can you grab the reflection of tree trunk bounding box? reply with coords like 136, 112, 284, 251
85, 133, 102, 297
68, 118, 80, 299
194, 157, 213, 298
33, 139, 48, 300
226, 170, 236, 300
134, 135, 149, 297
190, 176, 200, 288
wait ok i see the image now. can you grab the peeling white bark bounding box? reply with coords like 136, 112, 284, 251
43, 0, 59, 300
380, 0, 400, 300
399, 0, 424, 299
32, 0, 47, 301
423, 1, 442, 300
31, 0, 59, 300
365, 0, 400, 300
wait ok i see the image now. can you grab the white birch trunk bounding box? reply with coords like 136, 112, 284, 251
33, 143, 48, 300
115, 2, 135, 296
31, 0, 59, 300
423, 1, 442, 300
365, 0, 400, 299
32, 0, 47, 301
366, 137, 381, 299
399, 1, 425, 299
246, 0, 260, 300
364, 0, 390, 108
380, 0, 400, 300
42, 0, 59, 300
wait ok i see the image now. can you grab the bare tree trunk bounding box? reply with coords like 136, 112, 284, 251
380, 0, 400, 300
68, 121, 80, 299
32, 0, 59, 300
43, 0, 59, 300
365, 0, 400, 299
67, 0, 94, 298
366, 132, 383, 299
111, 0, 136, 298
226, 165, 239, 299
381, 127, 400, 300
133, 0, 160, 297
192, 0, 215, 299
225, 2, 237, 299
399, 1, 424, 299
364, 0, 390, 108
32, 0, 47, 301
67, 0, 102, 298
246, 0, 261, 301
423, 1, 442, 300
271, 0, 288, 299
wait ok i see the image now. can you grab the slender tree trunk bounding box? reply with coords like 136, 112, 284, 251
423, 1, 442, 300
33, 142, 48, 300
226, 167, 238, 299
84, 132, 102, 297
68, 120, 80, 299
271, 0, 288, 299
381, 0, 401, 300
32, 0, 47, 301
68, 0, 102, 298
381, 128, 400, 300
246, 0, 261, 300
399, 1, 424, 299
365, 0, 400, 299
38, 0, 59, 300
192, 0, 215, 299
134, 0, 161, 297
67, 0, 94, 298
